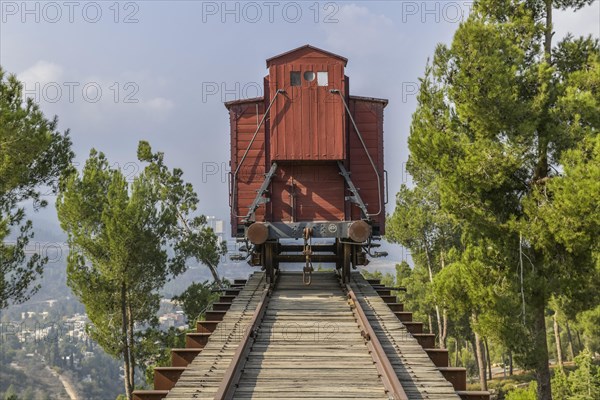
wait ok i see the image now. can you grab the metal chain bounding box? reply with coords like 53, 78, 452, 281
302, 227, 314, 285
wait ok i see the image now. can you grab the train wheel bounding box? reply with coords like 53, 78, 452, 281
342, 242, 352, 283
264, 242, 275, 284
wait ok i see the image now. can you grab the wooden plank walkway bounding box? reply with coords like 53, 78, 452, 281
166, 272, 267, 399
350, 274, 460, 400
231, 271, 389, 399
165, 271, 461, 399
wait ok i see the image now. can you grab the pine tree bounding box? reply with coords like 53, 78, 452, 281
568, 349, 600, 399
393, 1, 599, 398
0, 68, 73, 309
56, 142, 225, 399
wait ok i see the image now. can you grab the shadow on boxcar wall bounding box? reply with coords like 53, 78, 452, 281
271, 91, 291, 133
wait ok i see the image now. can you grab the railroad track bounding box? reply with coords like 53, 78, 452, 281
223, 272, 399, 399
134, 272, 490, 400
165, 273, 268, 399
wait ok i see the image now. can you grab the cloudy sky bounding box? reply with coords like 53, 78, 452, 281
1, 0, 598, 269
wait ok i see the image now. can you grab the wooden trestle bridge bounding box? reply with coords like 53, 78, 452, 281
132, 272, 491, 400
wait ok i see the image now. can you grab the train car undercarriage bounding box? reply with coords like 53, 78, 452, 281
234, 222, 388, 284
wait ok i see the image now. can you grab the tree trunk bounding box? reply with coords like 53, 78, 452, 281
565, 320, 576, 360
476, 335, 487, 390
509, 350, 513, 376
428, 314, 433, 334
207, 263, 222, 286
423, 242, 442, 343
455, 338, 460, 367
535, 0, 553, 182
472, 315, 487, 391
576, 329, 583, 351
484, 337, 492, 380
437, 252, 447, 349
553, 313, 563, 369
127, 301, 136, 393
121, 284, 133, 400
544, 0, 553, 62
440, 309, 448, 349
435, 305, 443, 345
533, 0, 553, 378
534, 302, 552, 400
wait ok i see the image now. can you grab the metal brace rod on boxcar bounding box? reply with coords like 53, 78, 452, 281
330, 89, 383, 217
242, 162, 278, 223
337, 161, 370, 220
232, 89, 285, 220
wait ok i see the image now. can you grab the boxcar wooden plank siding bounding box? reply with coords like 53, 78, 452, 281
226, 45, 388, 236
268, 48, 346, 161
348, 98, 385, 231
228, 100, 267, 225
270, 164, 345, 222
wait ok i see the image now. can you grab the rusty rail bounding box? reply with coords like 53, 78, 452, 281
213, 276, 275, 399
346, 284, 409, 400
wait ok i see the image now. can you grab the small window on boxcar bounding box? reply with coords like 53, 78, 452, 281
290, 71, 301, 86
304, 71, 315, 82
317, 71, 328, 86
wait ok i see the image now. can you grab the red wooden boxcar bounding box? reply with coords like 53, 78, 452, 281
226, 45, 388, 283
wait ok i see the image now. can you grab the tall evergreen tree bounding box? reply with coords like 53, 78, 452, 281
0, 68, 73, 309
391, 1, 598, 398
56, 142, 225, 399
387, 180, 459, 348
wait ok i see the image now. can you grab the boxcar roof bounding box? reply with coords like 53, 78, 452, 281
224, 95, 388, 108
224, 96, 264, 109
349, 95, 389, 107
266, 44, 348, 67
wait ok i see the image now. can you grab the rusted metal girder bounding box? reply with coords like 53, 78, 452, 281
346, 284, 409, 400
274, 254, 339, 263
213, 275, 275, 399
279, 244, 336, 253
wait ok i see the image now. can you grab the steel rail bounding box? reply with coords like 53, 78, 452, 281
345, 284, 409, 400
213, 276, 275, 399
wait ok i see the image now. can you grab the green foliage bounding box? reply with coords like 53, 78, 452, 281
536, 134, 600, 257
391, 0, 600, 397
394, 261, 436, 326
505, 382, 538, 400
360, 269, 382, 280
576, 305, 600, 353
387, 179, 460, 343
140, 327, 186, 386
56, 141, 224, 398
552, 368, 572, 399
136, 140, 227, 285
568, 350, 600, 399
361, 270, 395, 289
172, 280, 220, 324
3, 385, 18, 400
0, 67, 73, 309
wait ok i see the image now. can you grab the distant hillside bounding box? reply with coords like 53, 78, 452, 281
0, 358, 70, 399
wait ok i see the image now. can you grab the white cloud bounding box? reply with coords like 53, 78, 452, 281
18, 60, 63, 86
322, 4, 399, 57
554, 2, 600, 41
